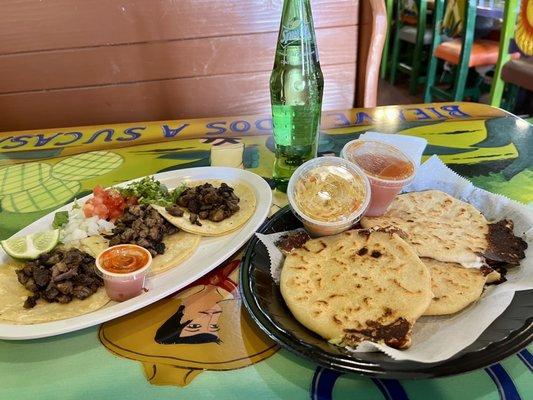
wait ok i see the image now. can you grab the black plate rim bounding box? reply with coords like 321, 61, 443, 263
240, 205, 533, 379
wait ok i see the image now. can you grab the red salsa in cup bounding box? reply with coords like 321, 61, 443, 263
96, 244, 152, 302
341, 140, 415, 216
99, 245, 150, 274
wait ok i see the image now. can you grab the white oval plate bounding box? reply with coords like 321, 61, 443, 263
0, 167, 272, 340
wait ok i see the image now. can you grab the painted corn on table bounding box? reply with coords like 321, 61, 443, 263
0, 102, 531, 399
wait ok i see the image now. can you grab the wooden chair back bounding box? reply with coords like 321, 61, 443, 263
0, 0, 386, 132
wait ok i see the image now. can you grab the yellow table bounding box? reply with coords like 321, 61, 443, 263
0, 102, 531, 399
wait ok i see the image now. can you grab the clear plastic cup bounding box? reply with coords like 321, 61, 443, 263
95, 244, 152, 302
287, 156, 371, 236
341, 140, 415, 217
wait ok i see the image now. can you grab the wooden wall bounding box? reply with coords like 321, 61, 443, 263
0, 0, 359, 131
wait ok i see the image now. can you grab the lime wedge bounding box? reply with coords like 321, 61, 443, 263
1, 229, 60, 260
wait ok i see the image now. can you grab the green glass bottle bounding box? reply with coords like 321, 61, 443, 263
270, 0, 324, 192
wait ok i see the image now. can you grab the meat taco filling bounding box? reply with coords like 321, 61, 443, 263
106, 204, 179, 257
16, 248, 103, 309
165, 182, 240, 226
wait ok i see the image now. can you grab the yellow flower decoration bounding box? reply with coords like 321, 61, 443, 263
516, 0, 533, 55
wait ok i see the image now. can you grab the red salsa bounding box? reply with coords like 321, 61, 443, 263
99, 245, 150, 274
352, 153, 414, 180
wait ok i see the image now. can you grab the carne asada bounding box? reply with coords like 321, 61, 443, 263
106, 204, 179, 257
16, 248, 103, 309
166, 182, 240, 226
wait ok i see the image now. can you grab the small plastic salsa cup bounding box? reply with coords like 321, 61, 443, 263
95, 244, 152, 302
341, 140, 415, 217
287, 156, 371, 236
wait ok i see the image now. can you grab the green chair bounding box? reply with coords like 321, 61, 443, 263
423, 0, 517, 102
424, 0, 477, 102
498, 57, 533, 111
489, 0, 521, 108
389, 0, 433, 94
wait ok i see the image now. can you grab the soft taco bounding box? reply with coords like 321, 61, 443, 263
153, 180, 256, 237
0, 204, 201, 324
91, 204, 201, 276
0, 265, 110, 324
0, 239, 110, 324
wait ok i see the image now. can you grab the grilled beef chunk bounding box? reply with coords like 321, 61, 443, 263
32, 267, 50, 287
209, 208, 225, 222
189, 213, 201, 226
73, 286, 93, 300
56, 281, 73, 295
16, 248, 102, 309
24, 278, 38, 293
23, 295, 39, 309
166, 205, 184, 217
170, 182, 240, 224
46, 253, 62, 266
106, 204, 178, 257
56, 295, 71, 304
16, 269, 29, 285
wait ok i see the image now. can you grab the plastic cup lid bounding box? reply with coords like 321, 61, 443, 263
287, 156, 371, 226
341, 140, 415, 183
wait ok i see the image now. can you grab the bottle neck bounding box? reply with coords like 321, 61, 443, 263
276, 0, 319, 64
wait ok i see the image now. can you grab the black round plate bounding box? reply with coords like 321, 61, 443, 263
240, 206, 533, 379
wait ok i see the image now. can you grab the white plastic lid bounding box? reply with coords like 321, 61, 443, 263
287, 156, 371, 227
341, 140, 415, 184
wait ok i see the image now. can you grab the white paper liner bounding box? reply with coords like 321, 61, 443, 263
255, 154, 533, 363
359, 131, 428, 167
256, 229, 306, 285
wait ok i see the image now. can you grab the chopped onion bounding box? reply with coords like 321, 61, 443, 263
60, 207, 115, 243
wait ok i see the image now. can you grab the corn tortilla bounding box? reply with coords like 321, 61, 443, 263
0, 230, 200, 324
0, 261, 110, 325
80, 232, 200, 276
154, 180, 256, 237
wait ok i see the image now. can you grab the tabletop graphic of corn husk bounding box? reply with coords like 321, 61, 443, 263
0, 151, 123, 213
0, 163, 52, 195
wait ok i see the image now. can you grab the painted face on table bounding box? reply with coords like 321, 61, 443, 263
154, 286, 225, 344
99, 257, 278, 387
181, 303, 221, 338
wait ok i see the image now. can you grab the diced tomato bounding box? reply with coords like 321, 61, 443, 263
94, 204, 108, 219
93, 186, 106, 198
83, 201, 95, 218
92, 195, 104, 205
82, 186, 133, 221
108, 208, 123, 220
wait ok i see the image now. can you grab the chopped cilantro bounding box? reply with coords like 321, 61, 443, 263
52, 211, 69, 229
119, 176, 185, 207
